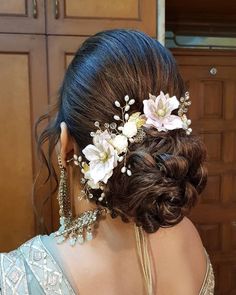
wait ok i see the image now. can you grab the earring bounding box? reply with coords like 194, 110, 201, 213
52, 155, 107, 246
57, 155, 72, 220
66, 155, 87, 201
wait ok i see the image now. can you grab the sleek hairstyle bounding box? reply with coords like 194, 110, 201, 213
36, 29, 207, 233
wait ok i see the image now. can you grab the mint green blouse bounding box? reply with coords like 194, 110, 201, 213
0, 236, 76, 295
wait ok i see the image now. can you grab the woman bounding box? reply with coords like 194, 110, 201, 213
0, 29, 214, 294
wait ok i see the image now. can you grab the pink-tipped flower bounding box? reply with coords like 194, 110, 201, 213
143, 91, 183, 131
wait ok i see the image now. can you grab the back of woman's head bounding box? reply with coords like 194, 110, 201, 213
37, 29, 207, 233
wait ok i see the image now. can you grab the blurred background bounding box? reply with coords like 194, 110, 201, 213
0, 1, 236, 294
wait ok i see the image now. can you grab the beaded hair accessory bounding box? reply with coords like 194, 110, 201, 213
74, 91, 191, 202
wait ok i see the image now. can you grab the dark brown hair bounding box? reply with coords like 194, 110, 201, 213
36, 29, 207, 233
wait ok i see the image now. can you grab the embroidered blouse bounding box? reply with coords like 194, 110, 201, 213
0, 236, 214, 294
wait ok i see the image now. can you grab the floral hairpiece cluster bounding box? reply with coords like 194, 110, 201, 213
74, 91, 191, 202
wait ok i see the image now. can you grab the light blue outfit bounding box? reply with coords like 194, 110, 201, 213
0, 235, 215, 294
0, 236, 76, 295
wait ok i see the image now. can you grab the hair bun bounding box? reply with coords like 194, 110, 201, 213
104, 129, 207, 233
155, 153, 189, 180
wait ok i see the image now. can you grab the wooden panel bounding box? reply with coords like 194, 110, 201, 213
0, 54, 33, 249
224, 81, 236, 120
0, 34, 48, 252
230, 265, 236, 292
202, 81, 223, 119
173, 49, 236, 294
166, 0, 236, 36
0, 0, 26, 14
201, 175, 221, 203
167, 0, 236, 16
46, 0, 156, 37
203, 132, 222, 161
233, 176, 236, 203
65, 0, 139, 19
197, 223, 221, 251
66, 54, 74, 67
221, 174, 236, 203
232, 222, 236, 250
0, 0, 45, 33
223, 132, 236, 163
48, 36, 87, 102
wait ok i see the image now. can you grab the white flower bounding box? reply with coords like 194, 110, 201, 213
111, 134, 128, 154
82, 131, 118, 184
82, 163, 100, 189
143, 91, 183, 131
122, 121, 138, 138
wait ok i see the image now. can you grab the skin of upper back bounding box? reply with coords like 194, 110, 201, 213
44, 216, 207, 295
150, 217, 207, 295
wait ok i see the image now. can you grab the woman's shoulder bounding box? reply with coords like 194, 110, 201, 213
149, 217, 209, 294
0, 235, 75, 295
0, 236, 39, 295
151, 216, 204, 251
0, 235, 45, 267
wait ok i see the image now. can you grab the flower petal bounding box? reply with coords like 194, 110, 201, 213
122, 121, 137, 138
145, 117, 163, 130
102, 169, 113, 183
143, 99, 157, 121
89, 161, 108, 183
89, 156, 115, 183
93, 130, 111, 146
162, 115, 183, 130
82, 144, 100, 161
156, 91, 167, 110
128, 112, 141, 122
148, 93, 157, 101
165, 96, 179, 114
112, 134, 128, 154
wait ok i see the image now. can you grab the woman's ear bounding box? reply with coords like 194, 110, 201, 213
60, 122, 75, 167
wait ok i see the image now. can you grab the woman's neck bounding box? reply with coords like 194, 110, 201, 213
70, 172, 136, 247
72, 190, 135, 248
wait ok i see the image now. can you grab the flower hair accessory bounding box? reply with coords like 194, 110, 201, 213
143, 91, 192, 134
76, 91, 191, 202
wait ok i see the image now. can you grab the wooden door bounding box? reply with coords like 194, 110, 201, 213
0, 34, 48, 252
46, 0, 156, 37
0, 0, 45, 33
173, 49, 236, 295
48, 36, 87, 103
